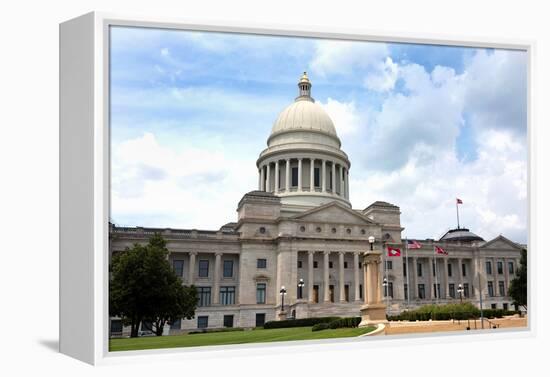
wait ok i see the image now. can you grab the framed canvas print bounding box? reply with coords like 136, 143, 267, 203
60, 12, 532, 365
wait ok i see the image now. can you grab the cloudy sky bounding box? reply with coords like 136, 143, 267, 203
110, 26, 528, 243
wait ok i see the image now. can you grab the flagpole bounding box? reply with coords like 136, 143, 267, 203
434, 245, 438, 303
406, 237, 410, 308
456, 200, 460, 229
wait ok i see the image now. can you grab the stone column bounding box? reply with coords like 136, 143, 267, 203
354, 252, 361, 301
493, 257, 498, 296
285, 158, 290, 192
504, 257, 509, 294
323, 251, 330, 302
266, 163, 271, 193
331, 162, 336, 193
260, 166, 265, 191
274, 161, 279, 193
340, 166, 344, 196
298, 158, 303, 191
363, 257, 369, 304
339, 252, 345, 302
458, 258, 463, 288
345, 169, 350, 199
411, 257, 418, 299
321, 159, 326, 192
443, 257, 449, 299
258, 169, 261, 190
310, 158, 315, 191
428, 257, 434, 299
359, 248, 388, 326
213, 252, 222, 304
188, 251, 197, 285
308, 251, 315, 303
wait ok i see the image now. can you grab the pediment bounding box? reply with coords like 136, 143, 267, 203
480, 235, 523, 251
291, 201, 375, 225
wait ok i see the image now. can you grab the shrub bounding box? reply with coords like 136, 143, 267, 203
311, 322, 330, 331
328, 317, 362, 329
388, 302, 480, 321
188, 327, 245, 334
263, 316, 340, 329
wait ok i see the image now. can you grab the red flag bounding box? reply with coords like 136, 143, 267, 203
407, 240, 422, 249
456, 198, 463, 204
387, 246, 401, 257
435, 246, 448, 255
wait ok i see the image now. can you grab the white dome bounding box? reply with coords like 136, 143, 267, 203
270, 99, 338, 138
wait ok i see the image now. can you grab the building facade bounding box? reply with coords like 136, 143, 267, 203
109, 73, 524, 335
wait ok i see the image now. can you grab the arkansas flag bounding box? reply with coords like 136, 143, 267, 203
435, 246, 448, 255
387, 246, 401, 257
456, 198, 463, 204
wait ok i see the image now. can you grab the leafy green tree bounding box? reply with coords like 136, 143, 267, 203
110, 233, 198, 337
508, 248, 527, 311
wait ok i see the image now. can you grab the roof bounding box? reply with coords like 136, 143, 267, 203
439, 228, 485, 243
271, 100, 338, 138
363, 201, 400, 211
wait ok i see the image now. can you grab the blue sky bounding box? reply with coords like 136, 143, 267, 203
110, 26, 528, 243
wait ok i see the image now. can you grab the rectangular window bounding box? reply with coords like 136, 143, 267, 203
223, 315, 234, 328
447, 263, 452, 277
358, 262, 362, 269
255, 313, 266, 327
433, 283, 440, 299
386, 261, 393, 270
509, 261, 514, 274
488, 281, 494, 297
197, 287, 211, 307
499, 281, 505, 296
404, 283, 408, 300
403, 261, 407, 276
449, 283, 455, 298
344, 261, 348, 269
417, 262, 423, 277
256, 283, 266, 304
384, 282, 394, 298
110, 319, 123, 334
197, 316, 208, 329
329, 171, 333, 190
418, 284, 425, 299
432, 260, 436, 276
486, 261, 492, 275
329, 261, 333, 269
314, 167, 320, 187
297, 260, 302, 268
223, 260, 233, 278
314, 261, 319, 268
173, 260, 184, 277
313, 285, 319, 303
170, 319, 181, 330
257, 258, 267, 268
462, 263, 467, 277
463, 283, 469, 298
344, 284, 350, 302
359, 284, 363, 299
198, 260, 209, 277
329, 285, 335, 302
497, 261, 503, 274
220, 286, 236, 305
491, 303, 497, 309
503, 303, 509, 311
291, 167, 298, 187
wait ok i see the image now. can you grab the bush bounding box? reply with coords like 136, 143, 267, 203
388, 302, 480, 321
263, 316, 340, 329
328, 317, 362, 329
188, 327, 245, 334
311, 322, 330, 331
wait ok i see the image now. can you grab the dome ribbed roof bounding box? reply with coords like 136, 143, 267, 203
440, 228, 484, 242
271, 100, 338, 137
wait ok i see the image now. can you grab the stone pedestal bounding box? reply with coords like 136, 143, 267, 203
359, 248, 388, 327
278, 311, 288, 320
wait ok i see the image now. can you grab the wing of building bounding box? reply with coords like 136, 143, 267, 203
109, 73, 525, 336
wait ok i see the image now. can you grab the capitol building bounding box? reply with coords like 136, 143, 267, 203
109, 73, 524, 334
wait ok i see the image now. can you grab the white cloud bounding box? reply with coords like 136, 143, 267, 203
364, 57, 399, 92
318, 98, 363, 136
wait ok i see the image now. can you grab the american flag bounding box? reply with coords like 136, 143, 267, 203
407, 240, 422, 249
456, 198, 463, 204
435, 246, 448, 255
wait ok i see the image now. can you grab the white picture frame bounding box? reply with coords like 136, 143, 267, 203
59, 11, 535, 365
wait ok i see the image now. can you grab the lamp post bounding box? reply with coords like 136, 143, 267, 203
368, 236, 375, 251
280, 286, 287, 313
298, 278, 305, 299
382, 277, 389, 316
457, 283, 464, 304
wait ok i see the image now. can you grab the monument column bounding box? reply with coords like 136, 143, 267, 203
308, 251, 315, 303
359, 248, 387, 326
323, 251, 330, 302
213, 252, 222, 304
339, 252, 345, 302
354, 252, 361, 301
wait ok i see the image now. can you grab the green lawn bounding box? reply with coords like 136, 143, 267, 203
109, 326, 376, 352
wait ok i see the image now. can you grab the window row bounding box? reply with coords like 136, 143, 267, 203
299, 260, 362, 269
171, 259, 236, 278
197, 313, 267, 329
486, 261, 515, 275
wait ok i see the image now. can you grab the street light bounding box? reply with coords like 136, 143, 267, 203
368, 236, 375, 251
280, 286, 287, 312
382, 277, 389, 316
297, 278, 305, 299
457, 283, 464, 303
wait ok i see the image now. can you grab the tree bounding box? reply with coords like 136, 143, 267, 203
508, 248, 527, 311
109, 233, 198, 337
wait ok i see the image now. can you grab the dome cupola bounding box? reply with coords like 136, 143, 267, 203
256, 73, 351, 214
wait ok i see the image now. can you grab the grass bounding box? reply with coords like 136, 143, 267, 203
109, 326, 376, 352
